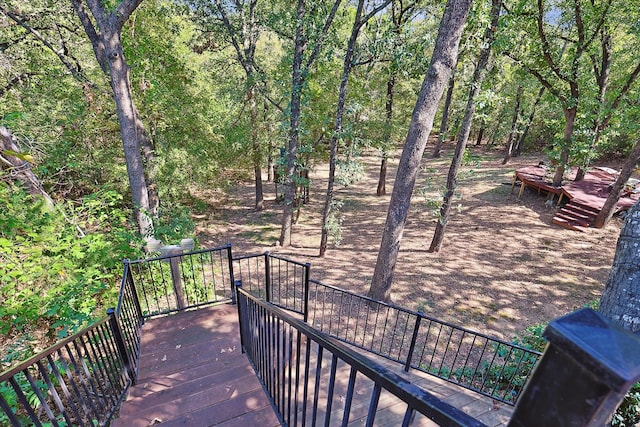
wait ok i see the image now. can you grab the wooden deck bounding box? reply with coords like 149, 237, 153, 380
111, 304, 281, 427
111, 304, 513, 426
513, 165, 640, 230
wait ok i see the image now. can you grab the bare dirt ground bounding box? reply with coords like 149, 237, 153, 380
195, 141, 624, 342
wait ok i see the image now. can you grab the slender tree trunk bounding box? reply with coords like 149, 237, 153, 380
428, 0, 501, 254
106, 29, 154, 238
474, 127, 484, 146
320, 0, 377, 256
593, 139, 640, 228
515, 86, 545, 157
368, 0, 472, 302
598, 199, 640, 332
377, 67, 397, 196
250, 85, 264, 211
279, 0, 306, 247
502, 85, 523, 165
71, 0, 154, 239
279, 0, 342, 247
551, 106, 576, 187
432, 72, 456, 158
377, 153, 388, 196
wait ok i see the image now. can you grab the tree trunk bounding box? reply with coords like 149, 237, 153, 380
106, 28, 154, 239
279, 0, 343, 247
598, 200, 640, 332
319, 0, 367, 256
428, 0, 501, 254
377, 154, 388, 196
250, 85, 264, 211
0, 127, 54, 207
367, 0, 472, 302
432, 73, 456, 158
474, 127, 484, 146
71, 0, 154, 240
551, 106, 575, 187
377, 64, 397, 196
515, 86, 545, 157
279, 0, 306, 247
593, 139, 640, 228
502, 85, 523, 165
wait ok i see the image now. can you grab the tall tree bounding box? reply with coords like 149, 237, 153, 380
375, 0, 424, 195
428, 0, 501, 253
319, 0, 392, 257
504, 0, 614, 187
189, 0, 284, 211
367, 0, 472, 301
278, 0, 342, 247
70, 0, 155, 239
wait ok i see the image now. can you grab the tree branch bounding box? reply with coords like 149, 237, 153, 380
70, 0, 108, 73
0, 7, 90, 83
504, 52, 564, 101
599, 60, 640, 130
536, 0, 567, 82
113, 0, 145, 29
303, 0, 343, 71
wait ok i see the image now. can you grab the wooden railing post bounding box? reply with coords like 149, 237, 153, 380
161, 245, 185, 309
107, 308, 136, 385
508, 308, 640, 426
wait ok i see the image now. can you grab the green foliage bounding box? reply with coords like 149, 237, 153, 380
326, 199, 344, 247
612, 382, 640, 427
0, 184, 142, 363
153, 203, 196, 244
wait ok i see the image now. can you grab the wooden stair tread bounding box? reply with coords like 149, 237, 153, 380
554, 212, 592, 227
552, 217, 589, 232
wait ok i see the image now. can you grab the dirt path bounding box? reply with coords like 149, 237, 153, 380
196, 142, 623, 341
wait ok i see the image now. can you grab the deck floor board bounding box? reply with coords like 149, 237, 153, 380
112, 303, 513, 426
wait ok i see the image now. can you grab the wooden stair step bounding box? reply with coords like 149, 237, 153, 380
554, 212, 592, 227
556, 207, 596, 223
552, 216, 589, 232
562, 201, 600, 216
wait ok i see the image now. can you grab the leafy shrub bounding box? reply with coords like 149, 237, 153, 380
0, 183, 143, 366
612, 382, 640, 426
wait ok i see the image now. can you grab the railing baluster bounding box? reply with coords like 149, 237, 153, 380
364, 384, 381, 427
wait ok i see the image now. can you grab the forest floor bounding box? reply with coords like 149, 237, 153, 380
195, 141, 626, 342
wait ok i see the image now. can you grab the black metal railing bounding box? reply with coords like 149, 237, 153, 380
233, 252, 310, 319
127, 244, 235, 317
307, 280, 542, 405
0, 316, 130, 426
231, 252, 542, 405
236, 285, 488, 427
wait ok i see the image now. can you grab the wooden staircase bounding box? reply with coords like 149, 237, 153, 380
552, 200, 600, 232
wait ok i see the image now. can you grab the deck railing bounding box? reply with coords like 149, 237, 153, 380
233, 252, 310, 319
0, 312, 132, 425
308, 280, 541, 404
233, 252, 542, 405
126, 244, 235, 317
236, 285, 488, 427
